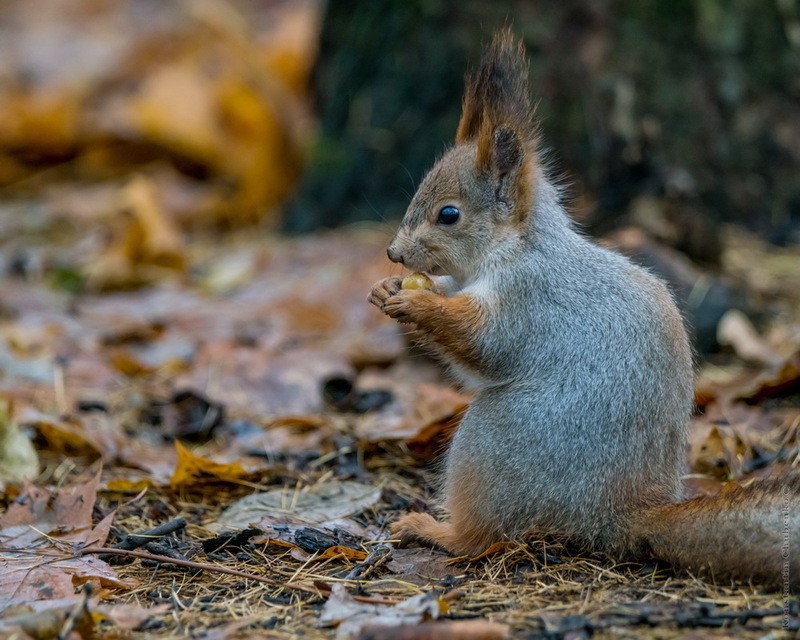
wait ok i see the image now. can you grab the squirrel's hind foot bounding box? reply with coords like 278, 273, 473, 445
391, 513, 457, 552
390, 512, 487, 556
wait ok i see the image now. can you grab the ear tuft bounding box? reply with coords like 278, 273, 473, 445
456, 28, 536, 149
457, 29, 537, 221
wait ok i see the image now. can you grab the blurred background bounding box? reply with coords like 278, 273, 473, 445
1, 0, 799, 356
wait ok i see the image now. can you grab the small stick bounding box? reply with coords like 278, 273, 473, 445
346, 544, 392, 580
110, 517, 187, 551
79, 546, 399, 605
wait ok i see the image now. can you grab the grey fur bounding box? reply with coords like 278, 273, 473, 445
436, 169, 693, 554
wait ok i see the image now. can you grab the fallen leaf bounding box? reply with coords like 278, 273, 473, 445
355, 366, 470, 445
386, 549, 458, 587
0, 467, 135, 612
320, 583, 444, 640
688, 401, 794, 479
85, 175, 185, 290
317, 546, 369, 562
103, 478, 153, 493
0, 400, 39, 486
695, 350, 800, 407
688, 423, 748, 479
169, 441, 249, 489
357, 620, 511, 640
0, 467, 102, 533
0, 596, 95, 640
20, 407, 125, 461
0, 597, 169, 637
717, 309, 782, 366
213, 480, 382, 532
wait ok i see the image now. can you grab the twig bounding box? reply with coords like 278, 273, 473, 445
58, 584, 92, 640
79, 546, 399, 605
110, 517, 187, 552
346, 544, 392, 580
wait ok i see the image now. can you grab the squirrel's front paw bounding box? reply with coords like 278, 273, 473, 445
368, 277, 403, 309
381, 289, 434, 323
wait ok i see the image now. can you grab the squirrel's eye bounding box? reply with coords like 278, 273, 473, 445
436, 206, 461, 225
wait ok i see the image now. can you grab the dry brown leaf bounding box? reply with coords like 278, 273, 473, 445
20, 407, 127, 461
358, 620, 511, 640
695, 350, 800, 407
688, 423, 748, 479
130, 62, 221, 162
356, 367, 471, 444
103, 478, 153, 493
1, 1, 320, 224
385, 549, 457, 586
213, 481, 382, 532
0, 467, 135, 612
0, 597, 95, 640
320, 583, 444, 640
0, 597, 168, 637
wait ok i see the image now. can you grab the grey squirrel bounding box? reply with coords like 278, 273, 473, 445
368, 30, 799, 589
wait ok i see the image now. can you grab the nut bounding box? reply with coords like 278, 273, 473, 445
401, 272, 434, 290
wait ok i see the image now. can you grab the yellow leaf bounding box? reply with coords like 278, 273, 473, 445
105, 478, 153, 493
85, 175, 185, 290
131, 62, 221, 162
170, 441, 248, 489
317, 545, 368, 561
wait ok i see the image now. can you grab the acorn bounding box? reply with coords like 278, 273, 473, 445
401, 272, 434, 290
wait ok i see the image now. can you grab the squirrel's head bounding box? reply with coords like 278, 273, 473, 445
387, 30, 538, 281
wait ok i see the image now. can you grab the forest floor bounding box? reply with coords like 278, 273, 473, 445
1, 214, 799, 639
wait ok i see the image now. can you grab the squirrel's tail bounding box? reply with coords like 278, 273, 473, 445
633, 473, 800, 589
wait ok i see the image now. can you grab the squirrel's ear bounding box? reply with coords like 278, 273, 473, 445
491, 127, 523, 178
482, 125, 532, 218
456, 30, 535, 147
455, 30, 537, 220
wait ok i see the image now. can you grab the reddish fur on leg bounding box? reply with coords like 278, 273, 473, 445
391, 513, 460, 552
382, 289, 486, 372
391, 469, 498, 557
391, 513, 492, 556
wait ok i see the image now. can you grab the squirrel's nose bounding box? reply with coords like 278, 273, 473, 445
387, 246, 404, 264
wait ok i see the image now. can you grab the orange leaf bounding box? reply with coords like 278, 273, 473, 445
317, 545, 368, 561
169, 441, 249, 489
252, 536, 302, 551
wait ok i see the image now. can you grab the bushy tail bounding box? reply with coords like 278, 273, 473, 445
634, 473, 800, 590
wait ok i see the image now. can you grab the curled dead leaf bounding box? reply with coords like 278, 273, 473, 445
169, 441, 249, 489
318, 545, 369, 562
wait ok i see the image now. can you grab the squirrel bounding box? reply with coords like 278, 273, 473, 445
368, 30, 799, 589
